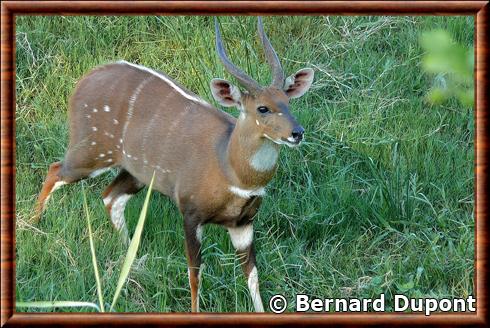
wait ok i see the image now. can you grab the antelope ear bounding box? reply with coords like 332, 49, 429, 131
283, 68, 314, 99
210, 78, 242, 108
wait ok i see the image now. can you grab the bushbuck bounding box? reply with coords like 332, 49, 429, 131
34, 17, 314, 312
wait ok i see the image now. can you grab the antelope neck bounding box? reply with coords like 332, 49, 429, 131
227, 118, 280, 188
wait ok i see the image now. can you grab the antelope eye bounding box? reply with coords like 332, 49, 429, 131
257, 106, 270, 114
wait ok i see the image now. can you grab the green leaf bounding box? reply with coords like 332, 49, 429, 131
426, 88, 448, 105
467, 47, 475, 72
16, 301, 100, 312
416, 266, 424, 282
82, 184, 105, 312
420, 29, 474, 107
397, 279, 415, 292
456, 88, 474, 108
420, 30, 453, 54
110, 172, 156, 312
371, 276, 383, 286
422, 55, 453, 74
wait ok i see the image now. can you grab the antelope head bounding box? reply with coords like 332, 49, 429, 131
211, 17, 314, 147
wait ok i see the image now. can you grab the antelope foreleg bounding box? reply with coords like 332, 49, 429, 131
184, 220, 203, 312
228, 224, 264, 312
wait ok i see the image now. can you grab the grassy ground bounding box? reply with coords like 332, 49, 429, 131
15, 16, 474, 313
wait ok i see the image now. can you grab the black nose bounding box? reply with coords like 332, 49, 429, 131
291, 126, 305, 141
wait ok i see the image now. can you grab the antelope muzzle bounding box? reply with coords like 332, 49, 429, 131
285, 125, 305, 146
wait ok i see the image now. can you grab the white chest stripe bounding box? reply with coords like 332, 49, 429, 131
118, 60, 209, 105
229, 186, 266, 199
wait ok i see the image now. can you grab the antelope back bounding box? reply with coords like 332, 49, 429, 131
67, 61, 233, 193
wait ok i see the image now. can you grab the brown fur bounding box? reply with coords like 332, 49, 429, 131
33, 162, 62, 222
35, 58, 309, 311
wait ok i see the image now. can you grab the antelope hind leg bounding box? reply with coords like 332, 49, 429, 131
33, 162, 66, 223
102, 169, 143, 245
33, 156, 114, 223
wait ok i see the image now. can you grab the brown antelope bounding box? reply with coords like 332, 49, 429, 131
33, 17, 314, 312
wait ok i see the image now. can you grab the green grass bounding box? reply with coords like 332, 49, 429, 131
15, 16, 474, 313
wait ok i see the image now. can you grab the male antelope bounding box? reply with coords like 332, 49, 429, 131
34, 17, 314, 312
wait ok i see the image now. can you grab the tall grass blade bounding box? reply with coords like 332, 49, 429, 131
110, 172, 156, 312
16, 301, 101, 312
82, 184, 106, 312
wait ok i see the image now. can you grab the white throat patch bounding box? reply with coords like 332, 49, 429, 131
250, 139, 278, 172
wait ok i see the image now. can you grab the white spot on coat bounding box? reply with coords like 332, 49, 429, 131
92, 127, 98, 132
99, 153, 105, 158
86, 114, 91, 119
113, 119, 119, 125
255, 119, 260, 126
104, 105, 110, 112
93, 108, 98, 113
91, 141, 96, 146
103, 131, 114, 138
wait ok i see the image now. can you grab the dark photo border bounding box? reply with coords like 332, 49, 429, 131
1, 1, 488, 326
